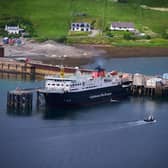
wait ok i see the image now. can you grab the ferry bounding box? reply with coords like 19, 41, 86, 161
38, 66, 131, 108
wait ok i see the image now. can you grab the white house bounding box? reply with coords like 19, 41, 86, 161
5, 25, 24, 34
71, 22, 91, 32
110, 22, 135, 32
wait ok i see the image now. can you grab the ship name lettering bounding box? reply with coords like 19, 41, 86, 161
89, 93, 112, 99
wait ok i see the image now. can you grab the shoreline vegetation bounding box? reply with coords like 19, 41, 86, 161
66, 37, 168, 48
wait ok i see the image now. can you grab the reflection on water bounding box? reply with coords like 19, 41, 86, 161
42, 107, 79, 120
7, 106, 32, 116
41, 100, 121, 120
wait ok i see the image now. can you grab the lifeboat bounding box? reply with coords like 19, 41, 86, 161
144, 115, 156, 122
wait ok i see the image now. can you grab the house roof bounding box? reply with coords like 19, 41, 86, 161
112, 22, 134, 28
5, 25, 24, 33
7, 27, 19, 30
71, 22, 90, 26
5, 25, 19, 31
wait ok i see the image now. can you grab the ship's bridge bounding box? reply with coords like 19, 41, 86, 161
45, 76, 75, 92
44, 74, 97, 92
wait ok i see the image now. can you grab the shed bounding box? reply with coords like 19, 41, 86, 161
133, 73, 145, 86
146, 78, 162, 88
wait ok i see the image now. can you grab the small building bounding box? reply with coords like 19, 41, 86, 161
5, 25, 24, 34
71, 22, 91, 32
110, 22, 135, 31
133, 73, 145, 86
146, 78, 162, 88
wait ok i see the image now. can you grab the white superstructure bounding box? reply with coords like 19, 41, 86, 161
44, 69, 121, 93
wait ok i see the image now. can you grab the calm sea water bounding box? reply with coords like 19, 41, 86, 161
0, 57, 168, 168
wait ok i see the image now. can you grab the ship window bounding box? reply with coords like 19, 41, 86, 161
48, 84, 50, 85
57, 84, 60, 86
104, 79, 111, 82
52, 84, 55, 86
66, 84, 69, 87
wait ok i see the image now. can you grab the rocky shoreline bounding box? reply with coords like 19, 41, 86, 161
3, 39, 168, 67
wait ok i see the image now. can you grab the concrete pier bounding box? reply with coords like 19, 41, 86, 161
0, 58, 36, 80
0, 58, 93, 80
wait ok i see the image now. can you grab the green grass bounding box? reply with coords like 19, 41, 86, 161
67, 36, 168, 47
0, 0, 168, 46
111, 38, 168, 47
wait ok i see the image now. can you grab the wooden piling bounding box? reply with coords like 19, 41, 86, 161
0, 46, 4, 57
36, 90, 45, 111
30, 66, 36, 80
7, 90, 33, 115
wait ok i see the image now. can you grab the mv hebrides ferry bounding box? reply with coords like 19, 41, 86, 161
38, 67, 131, 107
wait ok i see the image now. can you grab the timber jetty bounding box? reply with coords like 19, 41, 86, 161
131, 73, 168, 97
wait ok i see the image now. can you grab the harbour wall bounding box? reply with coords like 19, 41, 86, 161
0, 58, 93, 80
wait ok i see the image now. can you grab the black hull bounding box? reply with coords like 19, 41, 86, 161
39, 85, 130, 108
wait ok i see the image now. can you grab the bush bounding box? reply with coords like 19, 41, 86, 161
56, 36, 67, 43
145, 35, 151, 39
162, 31, 168, 39
123, 32, 134, 40
106, 31, 113, 37
91, 20, 96, 29
8, 34, 20, 38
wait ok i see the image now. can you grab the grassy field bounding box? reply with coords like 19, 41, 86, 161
0, 0, 168, 46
